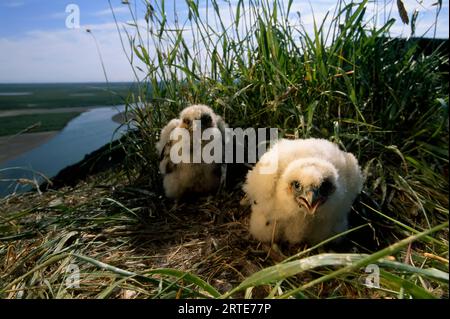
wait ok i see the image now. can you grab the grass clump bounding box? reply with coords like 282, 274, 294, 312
0, 0, 448, 299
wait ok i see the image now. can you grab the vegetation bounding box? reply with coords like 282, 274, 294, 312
0, 0, 448, 299
0, 112, 82, 136
0, 82, 137, 110
0, 82, 136, 136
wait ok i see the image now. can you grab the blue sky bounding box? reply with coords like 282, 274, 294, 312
0, 0, 132, 37
0, 0, 448, 83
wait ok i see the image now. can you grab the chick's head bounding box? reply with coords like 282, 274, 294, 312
179, 104, 216, 132
278, 158, 338, 216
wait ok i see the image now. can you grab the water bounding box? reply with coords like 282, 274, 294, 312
0, 105, 127, 197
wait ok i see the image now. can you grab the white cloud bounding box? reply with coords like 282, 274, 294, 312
48, 6, 130, 22
0, 0, 447, 83
364, 0, 449, 38
287, 0, 448, 38
49, 11, 67, 20
0, 22, 143, 83
3, 1, 24, 8
94, 6, 130, 17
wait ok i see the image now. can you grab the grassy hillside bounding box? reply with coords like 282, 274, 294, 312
0, 0, 448, 299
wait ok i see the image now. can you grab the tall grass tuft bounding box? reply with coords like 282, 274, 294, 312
113, 0, 448, 298
0, 0, 447, 299
119, 0, 447, 225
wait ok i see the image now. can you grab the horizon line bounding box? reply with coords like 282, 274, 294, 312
0, 81, 137, 85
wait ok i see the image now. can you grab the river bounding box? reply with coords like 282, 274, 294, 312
0, 105, 128, 197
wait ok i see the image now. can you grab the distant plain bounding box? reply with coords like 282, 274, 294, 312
0, 82, 135, 162
0, 82, 136, 110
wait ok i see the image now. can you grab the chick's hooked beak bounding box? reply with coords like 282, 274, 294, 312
295, 189, 322, 215
179, 120, 191, 131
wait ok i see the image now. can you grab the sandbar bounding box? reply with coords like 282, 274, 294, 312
0, 131, 58, 164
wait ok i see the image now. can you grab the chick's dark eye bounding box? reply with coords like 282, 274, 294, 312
319, 179, 335, 197
292, 181, 301, 191
200, 113, 212, 125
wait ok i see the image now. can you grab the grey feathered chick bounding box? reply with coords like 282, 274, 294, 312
156, 104, 227, 199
